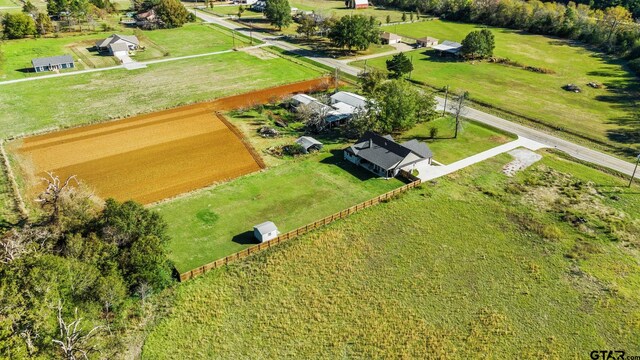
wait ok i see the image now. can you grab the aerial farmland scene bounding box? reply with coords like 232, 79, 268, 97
1, 0, 640, 357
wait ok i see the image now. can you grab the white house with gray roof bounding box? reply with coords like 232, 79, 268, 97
95, 34, 140, 56
345, 132, 433, 178
32, 55, 75, 73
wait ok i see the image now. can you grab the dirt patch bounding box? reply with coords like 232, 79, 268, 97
13, 78, 332, 204
503, 148, 542, 177
240, 47, 278, 60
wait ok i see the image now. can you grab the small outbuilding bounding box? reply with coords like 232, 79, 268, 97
295, 136, 323, 153
416, 36, 438, 48
32, 55, 74, 73
347, 0, 368, 9
380, 32, 402, 45
254, 221, 279, 243
432, 40, 462, 56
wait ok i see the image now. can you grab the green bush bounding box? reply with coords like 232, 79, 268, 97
628, 58, 640, 75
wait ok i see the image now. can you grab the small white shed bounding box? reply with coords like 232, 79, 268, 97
254, 221, 279, 243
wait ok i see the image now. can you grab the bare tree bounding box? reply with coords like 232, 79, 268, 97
449, 91, 469, 139
295, 103, 330, 133
0, 226, 52, 264
136, 282, 153, 305
52, 302, 102, 360
36, 172, 77, 227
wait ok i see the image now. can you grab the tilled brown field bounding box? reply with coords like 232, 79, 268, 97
14, 78, 331, 204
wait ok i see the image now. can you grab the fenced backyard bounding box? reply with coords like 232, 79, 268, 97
179, 177, 421, 281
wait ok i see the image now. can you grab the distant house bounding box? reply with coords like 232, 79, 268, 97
236, 0, 258, 4
32, 55, 74, 73
291, 94, 333, 114
416, 36, 438, 48
345, 132, 433, 178
254, 221, 279, 243
349, 0, 369, 8
295, 136, 323, 153
135, 9, 157, 27
95, 34, 140, 56
290, 91, 370, 127
381, 32, 402, 45
432, 40, 462, 55
330, 91, 367, 110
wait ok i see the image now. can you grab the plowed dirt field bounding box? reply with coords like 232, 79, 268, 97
13, 78, 330, 204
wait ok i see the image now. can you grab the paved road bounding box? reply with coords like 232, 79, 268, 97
191, 9, 638, 176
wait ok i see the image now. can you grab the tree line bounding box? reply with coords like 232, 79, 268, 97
0, 174, 174, 358
370, 0, 639, 56
0, 0, 190, 40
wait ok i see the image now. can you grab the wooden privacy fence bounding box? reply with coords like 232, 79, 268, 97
179, 179, 422, 281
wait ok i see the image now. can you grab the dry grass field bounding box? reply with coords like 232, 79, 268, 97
9, 78, 331, 205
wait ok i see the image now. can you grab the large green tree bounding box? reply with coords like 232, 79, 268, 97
351, 80, 437, 135
2, 12, 36, 39
264, 0, 292, 30
35, 12, 55, 35
155, 0, 189, 28
386, 52, 413, 78
461, 29, 495, 59
328, 14, 379, 52
296, 13, 318, 38
358, 67, 387, 95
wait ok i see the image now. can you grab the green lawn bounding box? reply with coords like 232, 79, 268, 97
0, 0, 19, 7
400, 116, 516, 164
143, 150, 640, 357
0, 23, 253, 80
0, 50, 322, 138
0, 33, 116, 80
140, 23, 254, 58
351, 20, 640, 160
157, 153, 403, 273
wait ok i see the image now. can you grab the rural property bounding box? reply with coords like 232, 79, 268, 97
1, 0, 639, 358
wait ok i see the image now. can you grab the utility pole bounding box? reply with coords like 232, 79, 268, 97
334, 67, 339, 91
232, 30, 236, 50
454, 93, 464, 139
442, 84, 449, 117
629, 154, 640, 187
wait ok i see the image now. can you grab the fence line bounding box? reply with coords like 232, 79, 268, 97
179, 178, 421, 281
216, 112, 267, 170
0, 140, 28, 219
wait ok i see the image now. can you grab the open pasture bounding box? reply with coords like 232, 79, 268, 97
144, 151, 640, 358
351, 20, 640, 159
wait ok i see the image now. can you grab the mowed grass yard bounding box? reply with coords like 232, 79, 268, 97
0, 23, 252, 80
351, 20, 640, 159
156, 153, 403, 273
399, 116, 516, 164
143, 151, 640, 358
0, 50, 322, 138
137, 23, 254, 59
